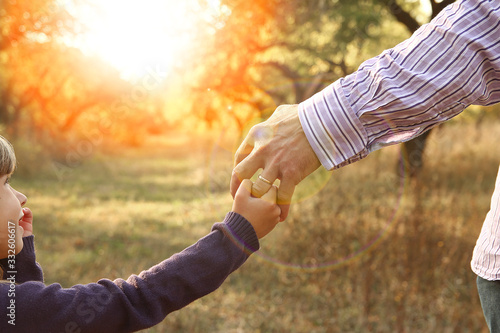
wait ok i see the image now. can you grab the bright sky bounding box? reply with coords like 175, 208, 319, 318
66, 0, 224, 81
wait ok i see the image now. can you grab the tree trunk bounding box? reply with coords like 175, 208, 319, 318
385, 0, 456, 179
400, 130, 432, 179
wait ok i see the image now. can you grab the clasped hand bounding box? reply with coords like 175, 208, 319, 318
230, 104, 321, 221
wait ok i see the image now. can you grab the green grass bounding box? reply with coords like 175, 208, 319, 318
10, 120, 500, 332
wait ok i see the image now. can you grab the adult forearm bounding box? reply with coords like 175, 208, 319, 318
299, 0, 500, 170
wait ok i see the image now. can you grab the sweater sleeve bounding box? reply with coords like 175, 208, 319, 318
0, 236, 44, 283
0, 212, 259, 333
299, 0, 500, 170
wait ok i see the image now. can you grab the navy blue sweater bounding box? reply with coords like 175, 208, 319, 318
0, 212, 259, 332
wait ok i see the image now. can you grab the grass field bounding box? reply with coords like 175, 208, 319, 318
10, 119, 500, 332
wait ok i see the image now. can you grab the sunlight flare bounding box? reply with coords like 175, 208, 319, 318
68, 0, 219, 80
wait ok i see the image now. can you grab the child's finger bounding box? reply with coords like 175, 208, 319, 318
235, 179, 253, 198
260, 185, 278, 204
21, 207, 33, 222
19, 207, 33, 236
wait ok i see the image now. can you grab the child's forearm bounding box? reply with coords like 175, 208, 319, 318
0, 212, 258, 332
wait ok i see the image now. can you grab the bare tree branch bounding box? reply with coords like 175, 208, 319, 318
377, 0, 421, 33
430, 0, 456, 19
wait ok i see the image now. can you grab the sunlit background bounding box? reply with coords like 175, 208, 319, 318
67, 0, 224, 80
1, 0, 424, 152
1, 0, 452, 153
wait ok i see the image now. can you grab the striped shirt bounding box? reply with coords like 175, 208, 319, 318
298, 0, 500, 279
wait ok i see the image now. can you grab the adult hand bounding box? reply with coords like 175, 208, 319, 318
230, 104, 321, 221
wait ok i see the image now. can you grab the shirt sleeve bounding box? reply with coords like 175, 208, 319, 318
0, 212, 259, 333
299, 0, 500, 170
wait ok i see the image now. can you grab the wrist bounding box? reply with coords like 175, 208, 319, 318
220, 212, 259, 252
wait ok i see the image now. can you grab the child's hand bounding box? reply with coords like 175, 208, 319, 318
19, 207, 33, 237
232, 179, 281, 239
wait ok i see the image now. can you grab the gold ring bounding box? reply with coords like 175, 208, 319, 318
258, 175, 273, 185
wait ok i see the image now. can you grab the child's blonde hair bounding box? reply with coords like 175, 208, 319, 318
0, 135, 16, 177
0, 136, 16, 279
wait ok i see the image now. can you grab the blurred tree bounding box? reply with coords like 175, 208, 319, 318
0, 0, 75, 137
0, 0, 166, 155
190, 0, 456, 176
185, 0, 395, 133
0, 0, 464, 169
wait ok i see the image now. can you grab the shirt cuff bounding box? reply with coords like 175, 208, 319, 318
298, 78, 369, 170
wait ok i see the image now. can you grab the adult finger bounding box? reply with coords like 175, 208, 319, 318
276, 179, 295, 221
230, 155, 263, 198
233, 143, 252, 168
260, 184, 278, 204
230, 170, 243, 199
251, 168, 278, 198
233, 128, 256, 167
230, 131, 256, 197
